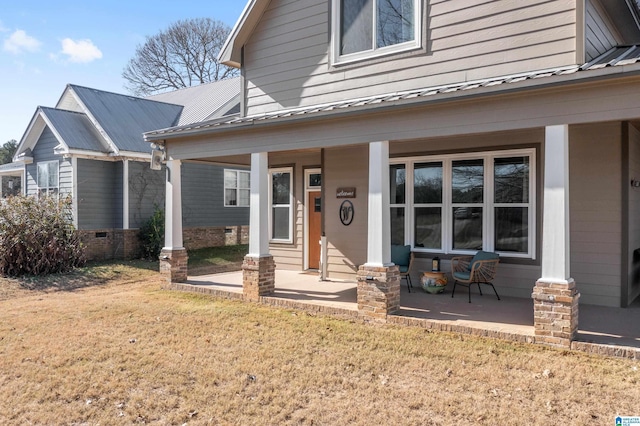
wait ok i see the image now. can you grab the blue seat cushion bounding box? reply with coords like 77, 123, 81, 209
391, 245, 411, 268
469, 250, 499, 271
398, 265, 409, 273
453, 271, 471, 281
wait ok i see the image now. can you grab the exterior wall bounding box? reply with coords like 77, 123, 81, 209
183, 225, 249, 250
244, 0, 578, 115
25, 127, 72, 197
268, 151, 321, 271
569, 122, 622, 307
627, 123, 640, 305
324, 145, 369, 278
76, 158, 120, 230
78, 229, 139, 261
181, 162, 250, 227
128, 160, 164, 228
585, 0, 621, 60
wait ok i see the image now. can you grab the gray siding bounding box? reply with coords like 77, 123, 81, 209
25, 127, 72, 197
76, 158, 121, 229
627, 123, 640, 305
244, 0, 578, 115
585, 0, 621, 60
570, 122, 622, 307
181, 162, 250, 227
128, 160, 164, 228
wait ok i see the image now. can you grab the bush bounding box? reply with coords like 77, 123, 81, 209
139, 207, 164, 260
0, 195, 86, 277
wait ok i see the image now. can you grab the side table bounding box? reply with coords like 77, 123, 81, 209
421, 271, 448, 294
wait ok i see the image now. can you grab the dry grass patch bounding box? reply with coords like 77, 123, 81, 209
0, 265, 638, 424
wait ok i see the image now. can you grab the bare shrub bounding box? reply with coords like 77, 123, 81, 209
0, 195, 85, 276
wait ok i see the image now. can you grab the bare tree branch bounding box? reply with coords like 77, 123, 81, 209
122, 18, 238, 96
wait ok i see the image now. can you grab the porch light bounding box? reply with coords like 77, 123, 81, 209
432, 257, 441, 272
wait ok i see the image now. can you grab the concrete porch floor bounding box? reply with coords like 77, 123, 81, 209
182, 270, 640, 354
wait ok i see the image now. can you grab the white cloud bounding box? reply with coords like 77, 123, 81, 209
3, 29, 41, 54
0, 21, 9, 32
60, 38, 102, 63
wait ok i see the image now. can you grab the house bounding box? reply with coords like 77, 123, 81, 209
145, 0, 640, 347
9, 78, 248, 260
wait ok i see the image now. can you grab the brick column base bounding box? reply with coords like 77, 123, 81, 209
242, 255, 275, 301
532, 279, 580, 348
159, 248, 189, 284
357, 264, 400, 322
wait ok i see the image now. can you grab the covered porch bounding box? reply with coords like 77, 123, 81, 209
174, 269, 640, 357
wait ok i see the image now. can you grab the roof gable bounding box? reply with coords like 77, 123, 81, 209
69, 85, 183, 153
219, 0, 271, 67
40, 107, 108, 153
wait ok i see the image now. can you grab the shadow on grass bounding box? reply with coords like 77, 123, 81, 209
15, 259, 159, 292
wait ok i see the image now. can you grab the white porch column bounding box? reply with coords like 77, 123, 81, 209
365, 141, 392, 266
541, 125, 570, 282
533, 124, 579, 348
160, 158, 188, 283
243, 152, 275, 300
123, 159, 129, 230
357, 141, 399, 321
248, 152, 269, 257
164, 159, 183, 250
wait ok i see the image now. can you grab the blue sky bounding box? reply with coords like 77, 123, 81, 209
0, 1, 246, 145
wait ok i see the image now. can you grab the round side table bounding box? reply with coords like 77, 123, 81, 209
421, 271, 448, 294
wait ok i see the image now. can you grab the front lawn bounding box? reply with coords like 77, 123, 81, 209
187, 244, 248, 275
0, 262, 638, 424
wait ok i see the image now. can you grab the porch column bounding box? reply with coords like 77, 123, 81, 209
533, 125, 579, 348
242, 152, 275, 301
159, 159, 188, 283
357, 141, 400, 322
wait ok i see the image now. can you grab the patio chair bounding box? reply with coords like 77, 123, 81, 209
451, 251, 500, 303
391, 244, 414, 292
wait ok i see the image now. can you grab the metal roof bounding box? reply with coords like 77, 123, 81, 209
0, 162, 23, 174
70, 85, 184, 153
39, 107, 107, 153
146, 45, 640, 140
146, 77, 241, 126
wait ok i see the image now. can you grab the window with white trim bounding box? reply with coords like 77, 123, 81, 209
224, 169, 250, 207
390, 149, 535, 258
332, 0, 422, 64
37, 161, 59, 196
269, 167, 293, 243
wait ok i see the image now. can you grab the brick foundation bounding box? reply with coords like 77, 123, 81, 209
356, 264, 400, 322
532, 279, 580, 348
242, 255, 275, 301
183, 225, 249, 250
159, 248, 189, 284
78, 229, 140, 261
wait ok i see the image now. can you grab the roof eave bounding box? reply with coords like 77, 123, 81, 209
218, 0, 269, 68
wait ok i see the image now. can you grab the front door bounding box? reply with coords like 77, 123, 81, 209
307, 191, 322, 269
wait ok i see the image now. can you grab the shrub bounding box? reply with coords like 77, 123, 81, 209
0, 195, 86, 276
139, 206, 164, 260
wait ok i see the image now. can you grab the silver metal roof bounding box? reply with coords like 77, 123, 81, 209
146, 77, 241, 126
146, 45, 640, 139
40, 107, 107, 153
71, 85, 184, 153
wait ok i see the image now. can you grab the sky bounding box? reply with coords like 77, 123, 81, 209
0, 1, 246, 145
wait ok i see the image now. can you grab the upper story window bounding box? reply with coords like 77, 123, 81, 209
37, 161, 59, 196
333, 0, 422, 64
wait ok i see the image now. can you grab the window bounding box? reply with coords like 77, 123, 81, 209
224, 169, 250, 207
37, 161, 59, 196
390, 149, 535, 258
269, 167, 293, 242
333, 0, 421, 64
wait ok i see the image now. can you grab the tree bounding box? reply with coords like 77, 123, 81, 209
122, 18, 238, 96
0, 140, 17, 165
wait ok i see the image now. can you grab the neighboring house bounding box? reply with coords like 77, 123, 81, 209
0, 162, 22, 198
146, 1, 640, 346
9, 77, 248, 260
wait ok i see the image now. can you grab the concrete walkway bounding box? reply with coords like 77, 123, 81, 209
183, 270, 640, 354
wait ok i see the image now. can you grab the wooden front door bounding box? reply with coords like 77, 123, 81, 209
307, 191, 322, 269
